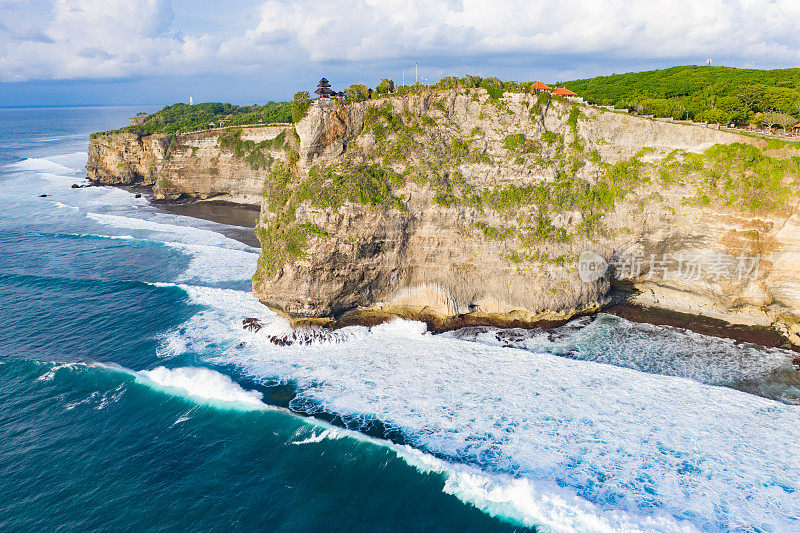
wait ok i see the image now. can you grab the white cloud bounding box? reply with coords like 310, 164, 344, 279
0, 0, 219, 81
2, 0, 800, 82
246, 0, 800, 62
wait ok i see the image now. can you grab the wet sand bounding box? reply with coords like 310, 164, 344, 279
155, 200, 261, 247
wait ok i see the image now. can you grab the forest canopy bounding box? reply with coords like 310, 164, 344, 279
561, 66, 800, 125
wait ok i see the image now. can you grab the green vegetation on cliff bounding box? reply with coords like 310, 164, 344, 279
254, 162, 406, 285
562, 65, 800, 125
107, 101, 292, 137
675, 143, 800, 212
218, 128, 287, 170
291, 92, 312, 123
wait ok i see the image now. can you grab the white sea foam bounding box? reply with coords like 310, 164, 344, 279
64, 384, 126, 411
52, 201, 80, 211
157, 286, 800, 531
137, 366, 266, 409
37, 361, 88, 382
46, 151, 88, 171
7, 156, 81, 177
152, 284, 276, 357
171, 415, 191, 426
77, 186, 149, 211
393, 445, 698, 533
63, 232, 138, 241
85, 212, 253, 248
448, 316, 798, 393
291, 427, 346, 445
164, 241, 259, 283
85, 213, 259, 284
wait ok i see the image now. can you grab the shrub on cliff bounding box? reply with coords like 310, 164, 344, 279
346, 84, 371, 102
480, 77, 505, 99
376, 79, 395, 95
291, 92, 312, 122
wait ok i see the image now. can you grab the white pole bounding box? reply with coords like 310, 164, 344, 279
415, 63, 418, 84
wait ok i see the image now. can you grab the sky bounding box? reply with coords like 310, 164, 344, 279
1, 0, 800, 107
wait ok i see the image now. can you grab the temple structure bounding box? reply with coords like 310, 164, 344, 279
315, 78, 335, 98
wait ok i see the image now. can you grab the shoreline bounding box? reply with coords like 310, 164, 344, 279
604, 302, 800, 354
156, 200, 260, 248
113, 184, 261, 247
275, 302, 800, 356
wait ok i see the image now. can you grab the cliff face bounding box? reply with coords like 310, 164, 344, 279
85, 91, 800, 345
86, 125, 291, 205
252, 91, 800, 345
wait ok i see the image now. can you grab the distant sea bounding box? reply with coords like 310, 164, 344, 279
1, 107, 799, 532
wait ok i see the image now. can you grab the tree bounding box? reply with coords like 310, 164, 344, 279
737, 85, 765, 112
480, 77, 504, 99
460, 75, 482, 88
763, 87, 800, 115
716, 95, 750, 124
434, 76, 461, 90
697, 108, 732, 125
345, 83, 370, 102
291, 91, 311, 122
376, 78, 395, 95
756, 112, 796, 130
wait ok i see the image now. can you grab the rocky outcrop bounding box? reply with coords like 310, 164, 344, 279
252, 90, 800, 345
86, 125, 291, 205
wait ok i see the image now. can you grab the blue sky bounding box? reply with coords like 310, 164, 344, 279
2, 0, 800, 107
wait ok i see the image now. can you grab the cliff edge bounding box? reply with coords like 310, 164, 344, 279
252, 90, 800, 345
86, 125, 292, 205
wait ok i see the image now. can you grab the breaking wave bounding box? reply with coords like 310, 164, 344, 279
136, 366, 267, 409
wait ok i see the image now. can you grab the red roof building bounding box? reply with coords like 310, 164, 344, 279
552, 87, 577, 96
531, 81, 551, 91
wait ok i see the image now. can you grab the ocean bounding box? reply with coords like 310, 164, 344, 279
1, 106, 799, 532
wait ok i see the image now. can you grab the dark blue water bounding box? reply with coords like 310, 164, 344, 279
0, 107, 524, 532
1, 107, 799, 532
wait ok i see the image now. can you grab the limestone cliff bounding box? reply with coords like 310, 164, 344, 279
252, 90, 800, 345
86, 125, 292, 205
84, 90, 800, 346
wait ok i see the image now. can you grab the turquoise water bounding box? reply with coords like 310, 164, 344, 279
1, 107, 799, 532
